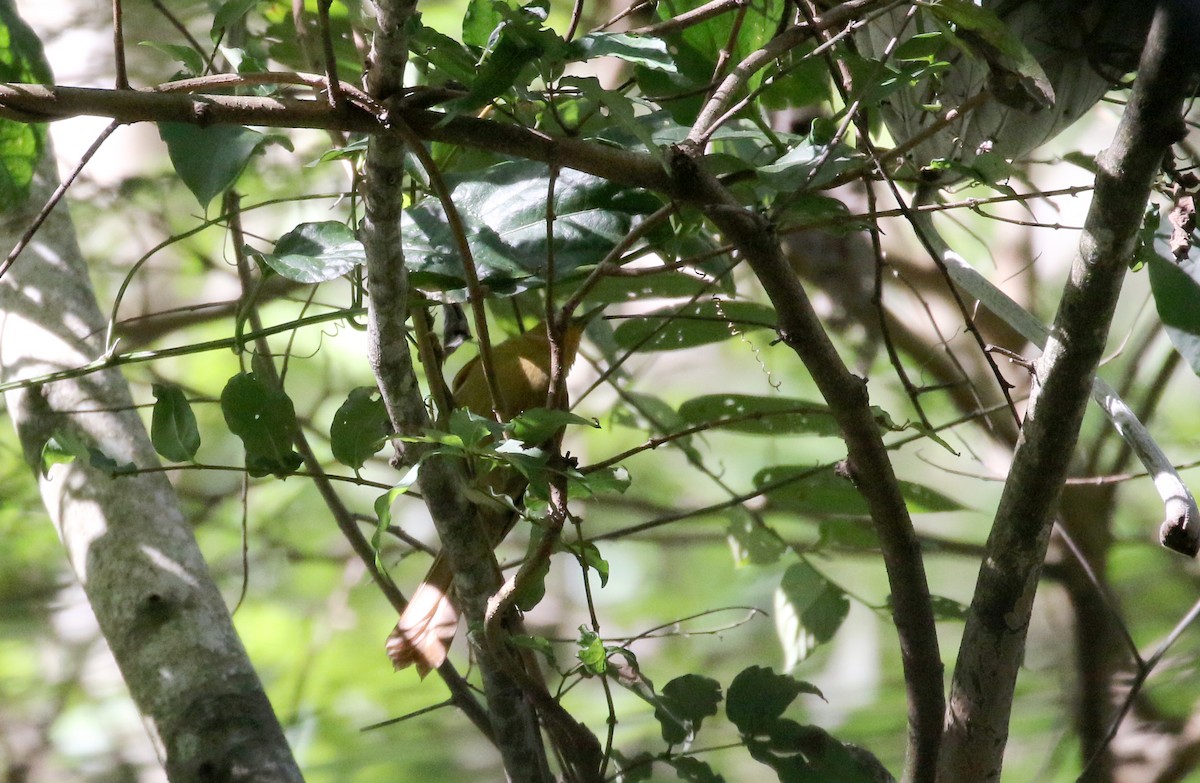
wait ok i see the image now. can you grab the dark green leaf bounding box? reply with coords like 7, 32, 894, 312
677, 394, 840, 437
579, 270, 713, 305
757, 466, 963, 515
330, 387, 389, 470
514, 530, 553, 611
668, 757, 726, 783
220, 372, 303, 478
759, 137, 863, 192
87, 448, 137, 478
568, 540, 610, 587
570, 465, 631, 500
158, 123, 267, 209
929, 594, 970, 621
1148, 254, 1200, 376
726, 665, 820, 736
776, 562, 848, 667
151, 384, 201, 462
654, 674, 723, 745
816, 518, 879, 550
612, 301, 776, 352
252, 221, 366, 283
403, 160, 649, 296
612, 751, 656, 783
727, 510, 786, 566
371, 466, 422, 566
509, 407, 596, 445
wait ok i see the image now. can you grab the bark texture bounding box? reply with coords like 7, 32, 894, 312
0, 148, 304, 782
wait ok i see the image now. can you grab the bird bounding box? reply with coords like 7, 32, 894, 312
386, 317, 590, 677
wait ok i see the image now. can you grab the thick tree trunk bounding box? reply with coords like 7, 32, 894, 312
0, 145, 304, 781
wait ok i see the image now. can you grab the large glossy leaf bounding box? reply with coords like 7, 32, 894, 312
0, 2, 50, 211
403, 159, 653, 296
254, 221, 366, 283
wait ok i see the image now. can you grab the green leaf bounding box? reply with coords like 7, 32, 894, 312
139, 42, 205, 76
636, 0, 783, 120
514, 530, 553, 611
330, 387, 389, 471
151, 384, 201, 462
219, 372, 303, 478
252, 221, 367, 283
443, 3, 564, 115
746, 721, 886, 783
562, 540, 610, 586
158, 123, 268, 209
0, 2, 51, 211
923, 0, 1054, 110
654, 674, 723, 745
508, 407, 596, 445
612, 300, 776, 352
39, 431, 135, 477
727, 510, 786, 566
757, 465, 963, 515
1149, 253, 1200, 377
726, 665, 821, 736
758, 136, 863, 192
677, 394, 840, 437
928, 594, 970, 621
578, 270, 713, 305
212, 0, 260, 42
667, 757, 726, 783
567, 32, 675, 72
510, 633, 556, 665
87, 448, 137, 478
462, 0, 509, 49
775, 562, 850, 669
40, 431, 87, 476
403, 159, 650, 296
577, 627, 607, 675
372, 464, 422, 566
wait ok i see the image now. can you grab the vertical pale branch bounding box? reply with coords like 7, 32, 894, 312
0, 150, 304, 781
361, 2, 552, 779
937, 6, 1198, 781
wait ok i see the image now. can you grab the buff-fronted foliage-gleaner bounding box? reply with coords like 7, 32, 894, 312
386, 317, 591, 677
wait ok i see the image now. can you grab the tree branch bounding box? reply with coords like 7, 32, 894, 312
666, 148, 944, 783
360, 1, 552, 780
0, 144, 304, 782
937, 6, 1198, 781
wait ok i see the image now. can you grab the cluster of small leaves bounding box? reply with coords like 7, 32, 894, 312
612, 665, 891, 783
